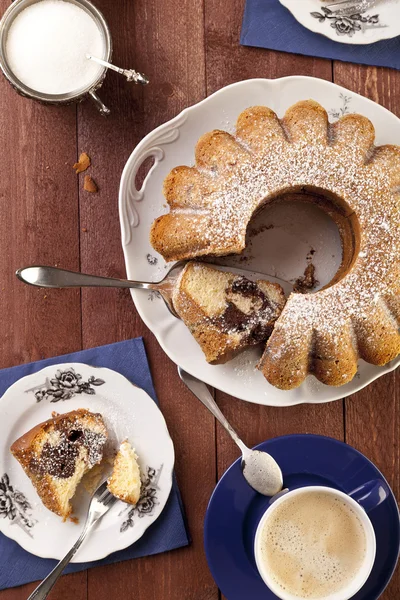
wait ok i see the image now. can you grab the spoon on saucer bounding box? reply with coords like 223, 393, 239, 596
178, 367, 283, 496
16, 263, 293, 319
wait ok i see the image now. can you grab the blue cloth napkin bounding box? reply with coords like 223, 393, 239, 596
241, 0, 400, 70
0, 338, 190, 590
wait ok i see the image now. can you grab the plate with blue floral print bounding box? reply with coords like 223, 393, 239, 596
280, 0, 400, 45
0, 363, 174, 561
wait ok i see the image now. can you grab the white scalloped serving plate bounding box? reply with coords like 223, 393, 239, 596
280, 0, 400, 45
119, 76, 400, 407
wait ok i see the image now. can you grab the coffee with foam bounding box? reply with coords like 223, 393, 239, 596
258, 490, 367, 599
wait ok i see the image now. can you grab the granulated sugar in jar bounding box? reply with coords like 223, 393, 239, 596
6, 0, 105, 95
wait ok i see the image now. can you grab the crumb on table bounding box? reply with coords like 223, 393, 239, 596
73, 152, 91, 174
84, 175, 98, 193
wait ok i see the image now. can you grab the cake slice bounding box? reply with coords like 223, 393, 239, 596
172, 262, 286, 364
107, 440, 141, 505
11, 409, 108, 520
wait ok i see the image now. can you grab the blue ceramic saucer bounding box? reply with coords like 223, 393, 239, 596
204, 434, 400, 600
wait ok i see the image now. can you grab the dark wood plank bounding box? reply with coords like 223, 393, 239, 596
0, 572, 88, 600
73, 1, 216, 599
1, 0, 398, 598
216, 395, 344, 476
333, 62, 400, 600
0, 84, 82, 370
205, 0, 333, 96
345, 373, 400, 599
0, 0, 84, 594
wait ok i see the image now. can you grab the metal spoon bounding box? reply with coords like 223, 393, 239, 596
86, 54, 149, 85
178, 367, 283, 496
16, 264, 292, 319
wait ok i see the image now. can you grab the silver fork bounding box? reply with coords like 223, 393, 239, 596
27, 481, 117, 600
324, 0, 378, 14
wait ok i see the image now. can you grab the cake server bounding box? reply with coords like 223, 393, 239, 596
27, 481, 117, 600
16, 263, 293, 319
178, 367, 283, 497
16, 263, 185, 318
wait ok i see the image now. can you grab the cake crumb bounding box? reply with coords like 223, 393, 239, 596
293, 263, 319, 294
248, 223, 274, 237
73, 152, 91, 174
84, 175, 98, 193
306, 247, 316, 261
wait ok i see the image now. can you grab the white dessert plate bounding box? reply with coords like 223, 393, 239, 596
279, 0, 400, 45
119, 76, 400, 407
0, 363, 174, 561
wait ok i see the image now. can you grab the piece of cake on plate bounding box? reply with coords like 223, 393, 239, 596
172, 262, 286, 364
107, 440, 141, 505
11, 409, 108, 520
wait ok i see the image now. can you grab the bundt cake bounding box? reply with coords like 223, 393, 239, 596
172, 262, 286, 364
150, 100, 400, 389
11, 409, 108, 519
107, 440, 141, 505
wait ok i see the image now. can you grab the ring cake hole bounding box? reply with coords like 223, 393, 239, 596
234, 186, 360, 292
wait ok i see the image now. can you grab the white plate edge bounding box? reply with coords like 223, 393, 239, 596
118, 76, 400, 407
0, 363, 176, 562
278, 0, 400, 45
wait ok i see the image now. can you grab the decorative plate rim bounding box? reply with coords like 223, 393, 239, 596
118, 76, 400, 407
0, 363, 175, 562
279, 0, 400, 45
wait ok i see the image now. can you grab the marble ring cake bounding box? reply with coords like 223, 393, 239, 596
150, 100, 400, 390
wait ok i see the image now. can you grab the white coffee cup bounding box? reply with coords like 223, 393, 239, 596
254, 485, 377, 600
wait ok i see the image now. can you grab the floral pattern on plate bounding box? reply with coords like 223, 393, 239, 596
25, 367, 105, 403
310, 7, 381, 38
0, 474, 36, 537
279, 0, 399, 45
0, 363, 174, 562
120, 465, 163, 532
329, 92, 353, 119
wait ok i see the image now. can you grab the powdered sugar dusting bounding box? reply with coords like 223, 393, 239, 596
157, 103, 400, 386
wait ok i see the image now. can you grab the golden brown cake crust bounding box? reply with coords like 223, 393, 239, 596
11, 409, 108, 518
150, 100, 400, 389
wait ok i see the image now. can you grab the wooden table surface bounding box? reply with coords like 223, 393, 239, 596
0, 0, 399, 598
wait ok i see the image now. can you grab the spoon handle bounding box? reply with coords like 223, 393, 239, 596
16, 266, 155, 291
178, 367, 249, 455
